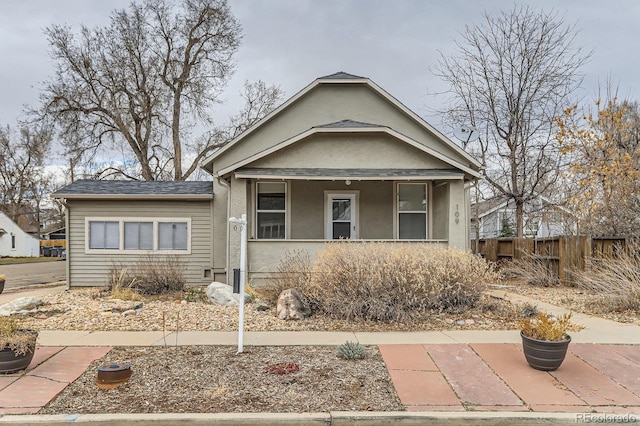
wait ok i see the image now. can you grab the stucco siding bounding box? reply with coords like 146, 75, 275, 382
288, 181, 394, 239
432, 183, 450, 240
67, 199, 213, 287
250, 133, 451, 170
212, 84, 469, 174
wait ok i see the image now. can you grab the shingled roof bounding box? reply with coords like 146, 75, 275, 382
314, 119, 381, 128
318, 71, 364, 79
51, 179, 213, 200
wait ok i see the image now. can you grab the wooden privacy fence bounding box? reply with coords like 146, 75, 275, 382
472, 236, 630, 286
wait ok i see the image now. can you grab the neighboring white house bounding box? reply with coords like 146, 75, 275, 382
0, 212, 40, 257
471, 195, 576, 239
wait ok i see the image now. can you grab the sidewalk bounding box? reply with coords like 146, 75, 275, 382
0, 286, 639, 423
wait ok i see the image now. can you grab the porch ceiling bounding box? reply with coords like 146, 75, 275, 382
234, 167, 464, 180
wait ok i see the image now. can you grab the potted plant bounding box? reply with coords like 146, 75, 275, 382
0, 273, 5, 294
0, 316, 38, 374
519, 312, 583, 371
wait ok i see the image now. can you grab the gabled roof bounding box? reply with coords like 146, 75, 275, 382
316, 119, 380, 128
318, 71, 364, 79
472, 194, 572, 219
52, 180, 213, 200
201, 71, 483, 175
216, 122, 482, 178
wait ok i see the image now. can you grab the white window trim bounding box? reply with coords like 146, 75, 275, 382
324, 190, 360, 240
253, 181, 289, 240
84, 217, 192, 254
394, 182, 431, 240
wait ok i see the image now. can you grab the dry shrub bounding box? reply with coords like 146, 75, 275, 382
267, 243, 497, 322
106, 255, 186, 295
573, 246, 640, 313
258, 250, 312, 305
519, 312, 583, 341
502, 252, 559, 287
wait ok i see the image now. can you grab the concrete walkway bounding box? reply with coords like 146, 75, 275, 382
0, 286, 639, 423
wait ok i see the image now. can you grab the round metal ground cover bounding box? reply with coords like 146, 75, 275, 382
96, 363, 132, 389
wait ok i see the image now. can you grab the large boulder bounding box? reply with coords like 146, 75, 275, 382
276, 288, 311, 320
206, 282, 250, 307
0, 297, 42, 317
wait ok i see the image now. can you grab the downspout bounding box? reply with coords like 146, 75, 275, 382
216, 174, 232, 285
62, 200, 71, 290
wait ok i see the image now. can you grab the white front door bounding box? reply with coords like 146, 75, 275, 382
326, 193, 357, 239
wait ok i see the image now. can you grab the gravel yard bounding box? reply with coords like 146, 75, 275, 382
21, 287, 523, 333
18, 283, 637, 414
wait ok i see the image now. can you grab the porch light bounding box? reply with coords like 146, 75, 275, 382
345, 180, 351, 186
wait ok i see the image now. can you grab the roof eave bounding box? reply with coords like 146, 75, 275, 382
51, 194, 213, 200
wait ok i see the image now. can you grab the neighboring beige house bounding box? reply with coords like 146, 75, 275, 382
53, 72, 483, 287
0, 211, 40, 257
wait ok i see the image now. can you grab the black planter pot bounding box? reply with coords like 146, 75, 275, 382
0, 279, 4, 294
0, 331, 38, 374
521, 331, 571, 371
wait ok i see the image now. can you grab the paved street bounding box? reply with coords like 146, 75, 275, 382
0, 260, 66, 289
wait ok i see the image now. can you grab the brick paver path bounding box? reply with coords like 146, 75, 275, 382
380, 343, 640, 413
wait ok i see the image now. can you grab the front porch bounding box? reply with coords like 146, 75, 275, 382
226, 173, 471, 283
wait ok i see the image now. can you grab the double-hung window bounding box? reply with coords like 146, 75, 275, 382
86, 218, 190, 253
256, 182, 286, 239
397, 183, 428, 239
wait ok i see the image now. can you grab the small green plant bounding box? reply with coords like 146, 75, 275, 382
183, 287, 207, 303
519, 312, 583, 341
0, 317, 37, 356
337, 341, 367, 360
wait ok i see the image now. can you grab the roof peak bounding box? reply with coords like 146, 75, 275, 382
318, 71, 365, 80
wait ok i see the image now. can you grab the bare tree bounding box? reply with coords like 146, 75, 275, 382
434, 6, 590, 237
0, 123, 52, 229
40, 0, 277, 181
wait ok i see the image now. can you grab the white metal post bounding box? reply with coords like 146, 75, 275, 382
229, 214, 247, 354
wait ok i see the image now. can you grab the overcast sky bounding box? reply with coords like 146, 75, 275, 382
1, 0, 639, 146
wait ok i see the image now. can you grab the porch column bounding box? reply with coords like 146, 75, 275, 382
448, 180, 468, 250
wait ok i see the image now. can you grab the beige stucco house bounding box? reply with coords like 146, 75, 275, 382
53, 72, 482, 288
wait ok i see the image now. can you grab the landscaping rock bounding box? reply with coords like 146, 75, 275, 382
0, 297, 42, 317
206, 282, 250, 307
276, 288, 310, 320
256, 303, 270, 312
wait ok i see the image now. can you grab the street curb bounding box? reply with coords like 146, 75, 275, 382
2, 411, 637, 425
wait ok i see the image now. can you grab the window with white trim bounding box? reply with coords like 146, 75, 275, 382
86, 218, 190, 253
256, 182, 286, 239
397, 183, 428, 239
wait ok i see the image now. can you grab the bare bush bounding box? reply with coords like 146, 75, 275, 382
503, 252, 560, 287
267, 243, 498, 322
259, 250, 313, 305
573, 247, 640, 313
106, 255, 186, 295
